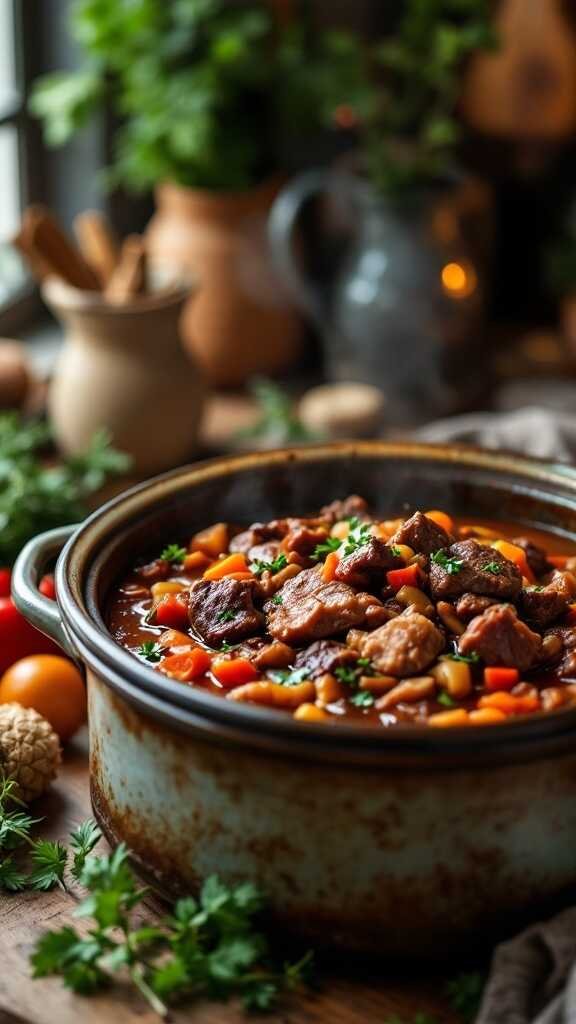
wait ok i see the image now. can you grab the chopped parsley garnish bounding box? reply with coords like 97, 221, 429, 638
437, 691, 457, 708
270, 667, 310, 687
160, 543, 187, 564
350, 690, 375, 708
431, 550, 463, 575
342, 517, 372, 555
138, 641, 163, 662
271, 593, 283, 605
483, 561, 501, 575
390, 545, 403, 558
219, 640, 234, 653
357, 657, 372, 669
216, 610, 236, 623
312, 536, 342, 562
335, 658, 374, 689
250, 553, 288, 576
528, 584, 544, 592
444, 651, 480, 665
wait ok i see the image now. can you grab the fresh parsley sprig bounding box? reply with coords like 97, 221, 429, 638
431, 550, 463, 575
483, 561, 502, 576
250, 553, 288, 577
160, 543, 187, 564
32, 850, 313, 1017
312, 536, 342, 562
216, 610, 237, 623
342, 517, 372, 556
269, 667, 310, 687
138, 641, 163, 663
443, 651, 481, 665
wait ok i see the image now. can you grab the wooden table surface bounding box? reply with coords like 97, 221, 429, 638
0, 730, 463, 1024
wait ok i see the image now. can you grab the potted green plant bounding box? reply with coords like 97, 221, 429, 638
269, 0, 497, 423
30, 0, 355, 387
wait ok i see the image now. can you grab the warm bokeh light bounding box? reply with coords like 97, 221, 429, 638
441, 261, 477, 299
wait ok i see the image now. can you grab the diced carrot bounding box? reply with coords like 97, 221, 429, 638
469, 708, 507, 725
160, 648, 212, 682
158, 629, 194, 649
478, 691, 540, 715
387, 563, 421, 591
549, 555, 569, 569
154, 593, 189, 630
490, 540, 535, 584
321, 551, 340, 583
225, 571, 256, 581
203, 553, 248, 580
190, 522, 229, 559
425, 510, 454, 535
211, 657, 259, 687
484, 666, 519, 691
293, 703, 330, 722
428, 709, 469, 727
183, 550, 210, 574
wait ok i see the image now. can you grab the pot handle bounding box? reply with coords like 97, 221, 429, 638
11, 525, 79, 660
268, 168, 338, 326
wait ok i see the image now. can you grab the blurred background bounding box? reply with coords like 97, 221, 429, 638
3, 0, 576, 470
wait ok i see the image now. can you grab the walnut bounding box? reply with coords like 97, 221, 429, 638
0, 703, 61, 801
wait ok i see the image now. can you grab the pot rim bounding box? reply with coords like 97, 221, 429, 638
54, 440, 576, 764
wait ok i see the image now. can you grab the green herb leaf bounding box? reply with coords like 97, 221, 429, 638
342, 518, 372, 556
69, 820, 102, 881
216, 609, 237, 623
250, 553, 288, 576
160, 544, 187, 564
431, 550, 463, 575
219, 640, 234, 653
444, 651, 480, 665
269, 667, 310, 687
0, 856, 28, 891
390, 545, 403, 558
437, 691, 457, 708
271, 593, 283, 605
29, 841, 68, 891
334, 665, 361, 686
350, 690, 375, 708
312, 536, 342, 562
137, 641, 163, 663
483, 561, 501, 576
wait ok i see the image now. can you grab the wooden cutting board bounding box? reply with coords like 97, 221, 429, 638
0, 731, 462, 1024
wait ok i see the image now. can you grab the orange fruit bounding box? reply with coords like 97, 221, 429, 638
0, 655, 87, 742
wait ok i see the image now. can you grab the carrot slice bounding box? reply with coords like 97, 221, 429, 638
190, 522, 229, 559
203, 553, 248, 580
469, 708, 507, 725
490, 540, 535, 584
158, 629, 194, 649
160, 648, 212, 682
183, 550, 210, 573
321, 551, 340, 583
478, 691, 540, 715
154, 593, 189, 630
484, 666, 519, 691
425, 510, 454, 535
428, 709, 469, 727
225, 571, 256, 581
211, 657, 259, 687
387, 564, 421, 591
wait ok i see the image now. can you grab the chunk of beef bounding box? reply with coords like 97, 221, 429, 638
455, 593, 499, 622
544, 626, 576, 678
136, 558, 171, 583
390, 511, 453, 555
234, 636, 294, 670
229, 520, 288, 554
282, 526, 328, 559
458, 604, 540, 671
334, 538, 401, 589
356, 612, 444, 677
517, 572, 573, 628
430, 540, 522, 601
512, 537, 553, 578
320, 495, 370, 524
265, 567, 380, 645
188, 578, 264, 646
294, 640, 359, 680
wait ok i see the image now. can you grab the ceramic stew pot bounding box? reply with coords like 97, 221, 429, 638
12, 443, 576, 958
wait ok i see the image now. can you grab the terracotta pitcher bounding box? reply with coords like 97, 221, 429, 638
44, 278, 205, 476
146, 179, 302, 388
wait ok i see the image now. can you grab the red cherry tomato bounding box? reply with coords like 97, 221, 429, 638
0, 597, 61, 675
0, 569, 11, 598
39, 574, 57, 600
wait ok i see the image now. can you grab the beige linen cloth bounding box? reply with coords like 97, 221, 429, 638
417, 407, 576, 1023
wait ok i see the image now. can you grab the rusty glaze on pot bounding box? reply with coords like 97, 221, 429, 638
12, 442, 576, 957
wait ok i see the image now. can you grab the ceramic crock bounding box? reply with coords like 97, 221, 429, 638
12, 442, 576, 959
